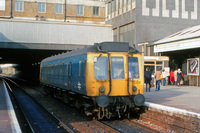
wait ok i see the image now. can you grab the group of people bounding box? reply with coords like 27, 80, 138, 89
144, 67, 184, 92
169, 68, 184, 86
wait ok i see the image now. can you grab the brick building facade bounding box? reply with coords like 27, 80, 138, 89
0, 0, 105, 24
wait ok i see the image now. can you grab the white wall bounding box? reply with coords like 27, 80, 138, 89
0, 19, 113, 47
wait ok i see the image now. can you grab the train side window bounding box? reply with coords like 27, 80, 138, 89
53, 64, 55, 74
48, 64, 50, 74
79, 60, 81, 76
69, 62, 72, 76
60, 62, 63, 75
44, 65, 47, 75
62, 63, 64, 75
66, 62, 68, 75
51, 64, 53, 74
57, 64, 59, 75
41, 65, 44, 74
57, 64, 59, 74
55, 64, 58, 74
84, 60, 86, 76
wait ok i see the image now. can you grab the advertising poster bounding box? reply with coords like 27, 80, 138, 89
164, 67, 170, 76
187, 58, 199, 75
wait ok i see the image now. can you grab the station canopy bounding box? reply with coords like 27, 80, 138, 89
154, 25, 200, 53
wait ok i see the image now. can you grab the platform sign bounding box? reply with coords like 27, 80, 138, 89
187, 58, 199, 75
0, 0, 5, 11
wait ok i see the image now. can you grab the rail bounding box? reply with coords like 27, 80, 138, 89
3, 78, 75, 133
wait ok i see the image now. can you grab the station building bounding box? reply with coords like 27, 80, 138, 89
0, 0, 112, 48
105, 0, 200, 75
0, 0, 105, 24
154, 25, 200, 86
1, 0, 200, 83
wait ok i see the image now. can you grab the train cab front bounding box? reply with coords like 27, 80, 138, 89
86, 50, 145, 119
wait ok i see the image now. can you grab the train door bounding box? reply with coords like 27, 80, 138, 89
77, 58, 86, 94
110, 55, 127, 95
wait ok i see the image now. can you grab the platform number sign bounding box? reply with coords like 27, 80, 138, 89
187, 58, 199, 76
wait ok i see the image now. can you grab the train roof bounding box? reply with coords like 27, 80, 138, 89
41, 42, 135, 63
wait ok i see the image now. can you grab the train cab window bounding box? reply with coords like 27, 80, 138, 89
111, 57, 124, 79
94, 57, 108, 79
128, 57, 139, 79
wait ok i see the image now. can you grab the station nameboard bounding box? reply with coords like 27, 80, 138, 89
187, 58, 199, 76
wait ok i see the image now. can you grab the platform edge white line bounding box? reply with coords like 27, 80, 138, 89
3, 81, 22, 133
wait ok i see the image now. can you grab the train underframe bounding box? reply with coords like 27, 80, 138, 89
43, 85, 143, 120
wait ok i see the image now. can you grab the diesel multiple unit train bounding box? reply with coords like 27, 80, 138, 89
40, 42, 145, 119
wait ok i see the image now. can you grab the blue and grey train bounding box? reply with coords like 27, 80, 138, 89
40, 42, 145, 119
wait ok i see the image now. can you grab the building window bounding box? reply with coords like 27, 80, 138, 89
93, 7, 99, 16
38, 2, 46, 13
15, 1, 23, 12
116, 0, 119, 11
108, 2, 111, 14
112, 0, 115, 13
119, 0, 123, 9
76, 5, 84, 15
0, 0, 5, 11
55, 4, 63, 14
119, 23, 135, 45
113, 28, 118, 41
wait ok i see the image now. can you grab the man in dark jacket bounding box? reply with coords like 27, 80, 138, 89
144, 67, 152, 92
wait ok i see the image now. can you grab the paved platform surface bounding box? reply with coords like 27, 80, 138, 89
0, 80, 21, 133
143, 85, 200, 114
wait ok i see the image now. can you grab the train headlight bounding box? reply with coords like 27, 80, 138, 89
133, 94, 145, 106
132, 86, 137, 92
99, 87, 105, 93
96, 95, 109, 108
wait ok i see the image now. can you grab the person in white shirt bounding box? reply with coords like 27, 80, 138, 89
162, 69, 167, 86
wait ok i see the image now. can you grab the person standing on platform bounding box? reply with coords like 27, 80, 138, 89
162, 69, 167, 86
154, 68, 162, 91
144, 67, 152, 92
177, 68, 183, 87
174, 68, 178, 85
170, 69, 175, 85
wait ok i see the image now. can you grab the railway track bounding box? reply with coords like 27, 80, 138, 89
4, 77, 162, 133
126, 119, 161, 133
3, 78, 75, 133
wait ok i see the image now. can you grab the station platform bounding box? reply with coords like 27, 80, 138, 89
0, 80, 21, 133
143, 85, 200, 114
